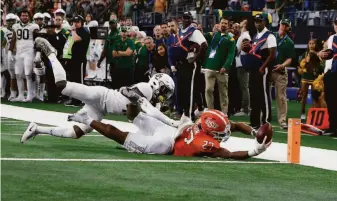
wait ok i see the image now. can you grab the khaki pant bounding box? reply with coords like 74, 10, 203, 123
205, 70, 228, 114
271, 71, 288, 125
237, 67, 250, 113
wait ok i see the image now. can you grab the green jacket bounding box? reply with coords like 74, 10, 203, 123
104, 30, 120, 63
112, 38, 135, 68
274, 33, 295, 72
204, 32, 236, 71
136, 45, 148, 67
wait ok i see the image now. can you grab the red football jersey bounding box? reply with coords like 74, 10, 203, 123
173, 125, 220, 157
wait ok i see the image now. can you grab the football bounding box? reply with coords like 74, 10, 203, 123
256, 123, 273, 144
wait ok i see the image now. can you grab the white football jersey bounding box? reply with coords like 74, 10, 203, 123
104, 82, 154, 114
2, 27, 13, 50
12, 23, 39, 54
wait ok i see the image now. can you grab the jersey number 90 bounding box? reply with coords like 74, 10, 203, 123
16, 29, 29, 40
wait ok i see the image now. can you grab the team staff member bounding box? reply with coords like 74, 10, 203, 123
203, 17, 236, 115
241, 14, 277, 129
112, 27, 135, 89
174, 12, 207, 119
97, 19, 120, 82
271, 19, 295, 129
62, 15, 90, 106
318, 17, 337, 137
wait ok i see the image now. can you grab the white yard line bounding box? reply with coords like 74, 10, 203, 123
0, 157, 287, 164
1, 104, 337, 171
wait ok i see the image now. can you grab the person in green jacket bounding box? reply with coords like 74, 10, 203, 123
98, 19, 120, 69
111, 26, 135, 89
271, 19, 296, 129
203, 17, 236, 114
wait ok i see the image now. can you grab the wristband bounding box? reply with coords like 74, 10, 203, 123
248, 149, 258, 157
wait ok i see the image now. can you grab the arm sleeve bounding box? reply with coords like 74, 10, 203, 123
112, 40, 118, 51
285, 41, 296, 60
222, 39, 236, 70
189, 30, 207, 45
327, 35, 333, 49
167, 47, 175, 67
267, 34, 277, 48
128, 40, 135, 51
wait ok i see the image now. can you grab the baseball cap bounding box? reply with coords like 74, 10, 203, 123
73, 15, 84, 22
280, 19, 291, 26
253, 14, 265, 21
182, 12, 192, 19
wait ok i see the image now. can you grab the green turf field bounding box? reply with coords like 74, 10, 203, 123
1, 101, 337, 201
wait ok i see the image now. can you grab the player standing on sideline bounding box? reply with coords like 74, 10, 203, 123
21, 37, 177, 143
3, 13, 18, 100
8, 10, 39, 102
33, 12, 47, 101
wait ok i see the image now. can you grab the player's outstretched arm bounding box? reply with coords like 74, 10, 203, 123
68, 112, 128, 144
210, 148, 251, 160
230, 121, 256, 137
208, 136, 271, 160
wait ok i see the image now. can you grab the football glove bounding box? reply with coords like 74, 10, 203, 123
248, 136, 272, 157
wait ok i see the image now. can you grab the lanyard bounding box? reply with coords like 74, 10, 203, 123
277, 34, 288, 47
210, 33, 226, 51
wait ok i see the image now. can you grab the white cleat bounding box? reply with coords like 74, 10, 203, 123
37, 95, 44, 102
21, 122, 38, 143
8, 95, 17, 101
10, 96, 26, 102
23, 96, 35, 102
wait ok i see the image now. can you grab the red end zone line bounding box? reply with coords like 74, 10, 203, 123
0, 158, 288, 164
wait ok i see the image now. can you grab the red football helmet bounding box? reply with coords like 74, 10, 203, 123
199, 110, 231, 142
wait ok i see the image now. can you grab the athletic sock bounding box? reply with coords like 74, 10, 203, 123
47, 53, 66, 82
16, 77, 25, 97
36, 126, 76, 138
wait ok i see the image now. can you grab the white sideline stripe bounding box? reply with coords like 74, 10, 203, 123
2, 123, 28, 126
0, 158, 288, 164
2, 121, 23, 123
2, 104, 337, 171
